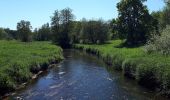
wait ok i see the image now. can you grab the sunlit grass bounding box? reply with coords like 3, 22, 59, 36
75, 40, 170, 95
0, 40, 63, 95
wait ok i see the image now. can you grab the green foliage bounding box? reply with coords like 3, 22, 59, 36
116, 0, 156, 45
144, 25, 170, 55
151, 0, 170, 31
34, 23, 52, 41
122, 58, 140, 79
0, 40, 63, 95
0, 28, 8, 39
17, 20, 32, 42
4, 28, 18, 40
79, 19, 110, 44
74, 40, 170, 96
151, 11, 165, 31
51, 8, 74, 48
0, 71, 15, 95
162, 0, 170, 26
71, 21, 82, 43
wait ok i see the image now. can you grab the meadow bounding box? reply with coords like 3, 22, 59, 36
0, 40, 63, 96
74, 40, 170, 96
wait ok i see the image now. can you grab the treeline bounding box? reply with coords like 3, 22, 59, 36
0, 0, 169, 50
0, 21, 52, 42
71, 19, 110, 44
0, 8, 111, 48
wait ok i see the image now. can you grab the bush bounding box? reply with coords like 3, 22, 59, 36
136, 61, 161, 90
144, 25, 170, 55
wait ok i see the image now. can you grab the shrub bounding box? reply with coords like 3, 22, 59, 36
136, 61, 161, 90
144, 25, 170, 55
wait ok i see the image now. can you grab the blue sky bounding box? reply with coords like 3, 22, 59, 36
0, 0, 165, 30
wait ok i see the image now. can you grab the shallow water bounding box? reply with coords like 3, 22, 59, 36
10, 50, 167, 100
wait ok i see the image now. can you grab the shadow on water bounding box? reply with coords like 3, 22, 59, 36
10, 49, 168, 100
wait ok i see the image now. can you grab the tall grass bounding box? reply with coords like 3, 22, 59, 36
0, 40, 63, 96
74, 40, 170, 97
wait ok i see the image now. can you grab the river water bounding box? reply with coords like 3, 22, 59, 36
10, 50, 167, 100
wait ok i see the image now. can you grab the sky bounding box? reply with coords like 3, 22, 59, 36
0, 0, 165, 30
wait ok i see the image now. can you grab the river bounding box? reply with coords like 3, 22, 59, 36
10, 50, 167, 100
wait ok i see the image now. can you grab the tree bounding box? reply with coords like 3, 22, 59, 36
80, 19, 110, 44
34, 23, 51, 41
0, 28, 7, 39
117, 0, 155, 45
17, 20, 32, 42
4, 28, 18, 40
51, 8, 74, 48
162, 0, 170, 26
51, 10, 60, 43
71, 21, 82, 43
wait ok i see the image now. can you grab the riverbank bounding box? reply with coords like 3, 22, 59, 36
0, 40, 63, 97
74, 40, 170, 97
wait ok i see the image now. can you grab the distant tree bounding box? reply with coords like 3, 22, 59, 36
162, 0, 170, 26
4, 28, 18, 40
117, 0, 155, 45
33, 28, 38, 40
51, 8, 74, 48
35, 23, 51, 41
17, 20, 32, 42
51, 10, 60, 43
0, 28, 7, 39
71, 21, 82, 43
80, 19, 110, 44
110, 18, 119, 39
151, 11, 162, 31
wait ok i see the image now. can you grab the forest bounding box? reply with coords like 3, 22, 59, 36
0, 0, 170, 99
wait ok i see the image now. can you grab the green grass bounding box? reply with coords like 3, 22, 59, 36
0, 40, 63, 96
74, 40, 170, 96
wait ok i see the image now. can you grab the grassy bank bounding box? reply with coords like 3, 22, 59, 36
0, 40, 63, 96
74, 40, 170, 97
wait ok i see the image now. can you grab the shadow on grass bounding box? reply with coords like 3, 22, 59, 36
114, 41, 145, 48
76, 41, 113, 45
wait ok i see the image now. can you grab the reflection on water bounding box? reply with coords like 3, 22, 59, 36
10, 49, 167, 100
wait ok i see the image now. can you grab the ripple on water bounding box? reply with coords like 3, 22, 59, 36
58, 72, 65, 75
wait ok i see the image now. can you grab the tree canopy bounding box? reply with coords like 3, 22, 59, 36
51, 8, 74, 48
17, 20, 32, 42
116, 0, 155, 45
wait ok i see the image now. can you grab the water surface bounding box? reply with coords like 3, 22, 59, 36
11, 50, 167, 100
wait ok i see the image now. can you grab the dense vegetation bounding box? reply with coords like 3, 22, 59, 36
73, 0, 170, 97
116, 0, 157, 45
73, 19, 110, 44
0, 40, 63, 96
74, 40, 170, 96
144, 25, 170, 55
0, 8, 111, 48
0, 0, 170, 98
51, 8, 74, 48
17, 20, 32, 42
